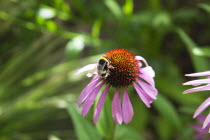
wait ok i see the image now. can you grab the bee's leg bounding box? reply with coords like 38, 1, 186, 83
105, 70, 110, 78
108, 65, 114, 69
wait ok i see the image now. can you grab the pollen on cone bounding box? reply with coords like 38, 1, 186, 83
105, 49, 140, 88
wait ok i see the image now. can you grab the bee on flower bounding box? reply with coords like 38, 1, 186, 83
75, 48, 158, 124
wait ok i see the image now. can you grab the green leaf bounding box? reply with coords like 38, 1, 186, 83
156, 117, 174, 140
65, 35, 85, 60
115, 125, 144, 140
38, 6, 56, 19
156, 60, 204, 105
153, 12, 171, 28
66, 101, 102, 140
198, 3, 210, 14
48, 135, 62, 140
123, 0, 133, 15
191, 47, 210, 57
176, 28, 210, 71
154, 94, 182, 130
148, 0, 161, 10
105, 0, 123, 18
91, 20, 102, 38
46, 20, 57, 32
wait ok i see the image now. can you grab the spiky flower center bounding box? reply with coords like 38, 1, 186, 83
104, 49, 140, 88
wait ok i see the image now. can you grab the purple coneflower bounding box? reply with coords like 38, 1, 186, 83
76, 48, 158, 124
192, 116, 210, 139
183, 71, 210, 133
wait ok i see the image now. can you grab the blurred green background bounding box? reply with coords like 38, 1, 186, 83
0, 0, 210, 140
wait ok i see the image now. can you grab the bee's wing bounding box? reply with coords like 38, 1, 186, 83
75, 63, 97, 75
86, 64, 98, 77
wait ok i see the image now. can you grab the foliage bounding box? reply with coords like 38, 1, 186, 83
0, 0, 210, 139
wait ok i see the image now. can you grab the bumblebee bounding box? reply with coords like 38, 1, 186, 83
97, 56, 113, 78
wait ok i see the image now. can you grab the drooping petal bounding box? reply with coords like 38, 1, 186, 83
137, 79, 157, 98
183, 79, 210, 86
82, 82, 105, 116
139, 73, 155, 87
185, 71, 210, 77
112, 89, 123, 124
133, 83, 151, 108
138, 66, 155, 87
141, 88, 154, 104
75, 63, 97, 75
140, 66, 155, 78
94, 85, 110, 124
137, 61, 142, 68
135, 56, 148, 66
203, 113, 210, 129
122, 88, 133, 124
193, 97, 210, 118
182, 84, 210, 94
78, 77, 101, 105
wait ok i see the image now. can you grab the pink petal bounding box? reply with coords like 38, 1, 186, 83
82, 82, 105, 116
192, 133, 205, 139
141, 89, 154, 104
137, 79, 157, 98
182, 84, 210, 94
183, 79, 210, 86
140, 66, 155, 78
137, 61, 142, 68
112, 89, 123, 124
122, 88, 134, 124
203, 113, 210, 129
94, 85, 110, 124
192, 124, 207, 133
185, 71, 210, 77
75, 63, 97, 75
196, 115, 206, 123
139, 74, 155, 87
135, 56, 148, 66
194, 97, 210, 118
133, 83, 151, 108
78, 77, 101, 105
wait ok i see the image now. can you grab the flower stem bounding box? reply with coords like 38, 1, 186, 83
107, 123, 116, 140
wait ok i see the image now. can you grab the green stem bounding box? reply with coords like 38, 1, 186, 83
107, 123, 116, 140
